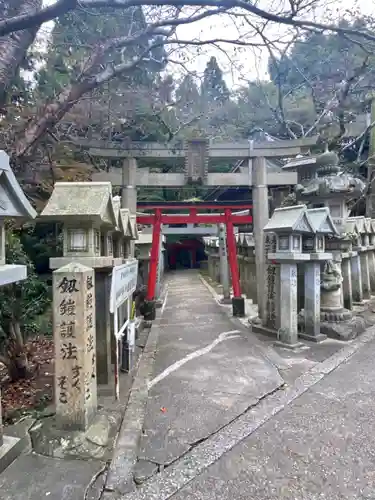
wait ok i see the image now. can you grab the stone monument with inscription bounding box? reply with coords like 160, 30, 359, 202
53, 263, 97, 430
0, 151, 36, 471
184, 139, 209, 184
40, 182, 134, 386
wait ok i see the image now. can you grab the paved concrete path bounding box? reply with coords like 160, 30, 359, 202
134, 270, 284, 481
169, 333, 375, 499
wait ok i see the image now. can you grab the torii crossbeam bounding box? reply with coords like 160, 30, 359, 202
137, 202, 253, 317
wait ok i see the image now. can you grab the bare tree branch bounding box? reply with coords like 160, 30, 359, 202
2, 0, 375, 46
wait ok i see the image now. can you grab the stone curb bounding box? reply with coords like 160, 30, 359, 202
104, 314, 162, 496
122, 322, 375, 500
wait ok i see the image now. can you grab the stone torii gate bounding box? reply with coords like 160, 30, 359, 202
81, 136, 318, 321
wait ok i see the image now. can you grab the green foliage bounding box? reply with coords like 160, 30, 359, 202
20, 223, 62, 274
201, 56, 230, 104
269, 19, 375, 97
0, 230, 50, 340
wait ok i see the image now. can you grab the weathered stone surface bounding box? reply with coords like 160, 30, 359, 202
0, 436, 23, 474
29, 411, 121, 461
320, 317, 366, 340
0, 453, 104, 500
85, 414, 111, 447
53, 263, 97, 431
168, 332, 375, 500
133, 459, 159, 485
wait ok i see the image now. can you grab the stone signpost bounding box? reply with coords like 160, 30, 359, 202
53, 263, 97, 430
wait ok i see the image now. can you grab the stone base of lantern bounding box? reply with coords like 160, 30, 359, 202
320, 307, 352, 322
0, 435, 24, 474
320, 317, 366, 341
274, 338, 304, 350
298, 332, 327, 343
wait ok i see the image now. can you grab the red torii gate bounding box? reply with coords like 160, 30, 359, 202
136, 202, 253, 319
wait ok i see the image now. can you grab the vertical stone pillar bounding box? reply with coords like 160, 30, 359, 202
156, 233, 163, 300
0, 390, 3, 446
53, 263, 97, 431
207, 253, 212, 279
252, 157, 269, 322
342, 256, 353, 310
351, 253, 363, 303
279, 263, 299, 346
368, 250, 375, 293
95, 271, 112, 384
218, 224, 230, 301
264, 234, 280, 331
121, 158, 137, 258
301, 261, 326, 342
360, 250, 371, 299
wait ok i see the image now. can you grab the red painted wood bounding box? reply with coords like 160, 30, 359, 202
137, 214, 253, 225
225, 208, 241, 298
146, 209, 162, 301
137, 203, 253, 211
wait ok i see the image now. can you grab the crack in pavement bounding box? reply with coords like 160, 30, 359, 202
133, 382, 286, 485
121, 326, 375, 500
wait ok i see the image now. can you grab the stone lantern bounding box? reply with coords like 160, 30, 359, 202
0, 151, 37, 275
0, 151, 36, 471
40, 182, 123, 386
285, 148, 365, 234
344, 218, 362, 304
112, 196, 137, 258
40, 182, 123, 269
369, 220, 375, 293
264, 204, 313, 347
298, 207, 338, 342
347, 216, 370, 301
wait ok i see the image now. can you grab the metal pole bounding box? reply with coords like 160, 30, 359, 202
114, 306, 120, 400
218, 223, 230, 301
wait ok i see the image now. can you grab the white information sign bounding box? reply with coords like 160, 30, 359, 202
110, 259, 138, 314
110, 259, 138, 400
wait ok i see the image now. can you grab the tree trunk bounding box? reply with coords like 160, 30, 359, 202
16, 79, 96, 157
0, 0, 42, 110
0, 319, 31, 381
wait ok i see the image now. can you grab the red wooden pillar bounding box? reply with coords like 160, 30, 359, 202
147, 208, 162, 301
224, 208, 241, 297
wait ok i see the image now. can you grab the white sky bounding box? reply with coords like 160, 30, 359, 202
41, 0, 375, 88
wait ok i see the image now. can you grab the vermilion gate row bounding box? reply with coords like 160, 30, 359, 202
136, 202, 253, 302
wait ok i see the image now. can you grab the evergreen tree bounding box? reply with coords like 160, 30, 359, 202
201, 57, 229, 104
